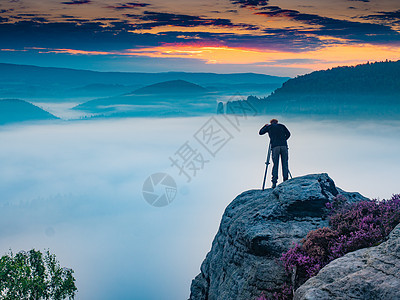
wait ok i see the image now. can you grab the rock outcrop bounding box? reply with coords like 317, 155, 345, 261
294, 223, 400, 300
189, 173, 368, 300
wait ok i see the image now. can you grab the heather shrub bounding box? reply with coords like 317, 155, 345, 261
256, 293, 267, 300
329, 194, 400, 257
302, 227, 339, 262
325, 194, 348, 212
281, 244, 319, 282
256, 283, 293, 300
281, 194, 400, 290
272, 284, 293, 300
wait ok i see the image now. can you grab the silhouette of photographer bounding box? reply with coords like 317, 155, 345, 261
259, 119, 291, 188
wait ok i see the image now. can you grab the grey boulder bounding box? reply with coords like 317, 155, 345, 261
189, 173, 367, 300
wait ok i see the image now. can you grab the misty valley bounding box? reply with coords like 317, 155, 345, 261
1, 61, 400, 299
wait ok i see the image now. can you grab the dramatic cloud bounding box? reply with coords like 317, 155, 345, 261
256, 6, 400, 44
259, 58, 323, 65
94, 17, 120, 21
30, 17, 49, 22
106, 2, 150, 10
58, 15, 76, 19
61, 0, 91, 5
2, 0, 400, 74
231, 0, 269, 8
2, 4, 400, 59
0, 18, 327, 54
158, 30, 324, 52
17, 13, 39, 17
63, 18, 91, 22
124, 11, 259, 30
0, 21, 162, 50
0, 9, 14, 17
361, 10, 400, 25
218, 29, 324, 51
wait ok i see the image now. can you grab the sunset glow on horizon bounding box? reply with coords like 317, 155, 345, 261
1, 0, 400, 75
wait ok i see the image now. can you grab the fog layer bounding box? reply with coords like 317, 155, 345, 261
0, 116, 399, 299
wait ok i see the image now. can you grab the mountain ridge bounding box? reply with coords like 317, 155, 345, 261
0, 62, 289, 85
0, 99, 58, 125
0, 62, 288, 100
240, 60, 400, 117
128, 79, 208, 95
269, 60, 400, 97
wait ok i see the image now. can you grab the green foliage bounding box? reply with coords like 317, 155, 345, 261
0, 249, 77, 300
271, 60, 400, 96
244, 60, 400, 116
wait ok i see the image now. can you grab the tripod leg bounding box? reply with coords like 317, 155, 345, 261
262, 162, 268, 191
262, 143, 272, 191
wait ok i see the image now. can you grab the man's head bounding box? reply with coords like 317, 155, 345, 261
270, 119, 278, 124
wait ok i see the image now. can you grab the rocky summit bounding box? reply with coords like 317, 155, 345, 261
189, 173, 368, 300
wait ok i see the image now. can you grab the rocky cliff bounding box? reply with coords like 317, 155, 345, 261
189, 173, 367, 300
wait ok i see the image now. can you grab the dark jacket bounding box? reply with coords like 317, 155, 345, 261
259, 123, 291, 148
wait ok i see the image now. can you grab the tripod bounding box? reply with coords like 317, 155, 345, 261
261, 142, 292, 191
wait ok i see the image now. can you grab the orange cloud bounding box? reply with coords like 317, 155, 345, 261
37, 48, 111, 55
12, 43, 400, 75
122, 43, 400, 71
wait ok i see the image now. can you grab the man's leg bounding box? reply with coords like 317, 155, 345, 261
281, 146, 289, 181
271, 146, 280, 187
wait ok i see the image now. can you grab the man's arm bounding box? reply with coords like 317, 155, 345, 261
259, 124, 270, 135
284, 125, 291, 140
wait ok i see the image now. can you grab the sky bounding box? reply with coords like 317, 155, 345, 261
1, 0, 400, 76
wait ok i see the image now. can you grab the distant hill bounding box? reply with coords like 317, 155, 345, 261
0, 99, 58, 125
0, 63, 289, 100
0, 63, 288, 85
270, 60, 400, 96
74, 80, 216, 116
247, 60, 400, 116
130, 80, 208, 95
68, 83, 134, 97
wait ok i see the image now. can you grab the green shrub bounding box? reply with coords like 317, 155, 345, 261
0, 249, 77, 300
